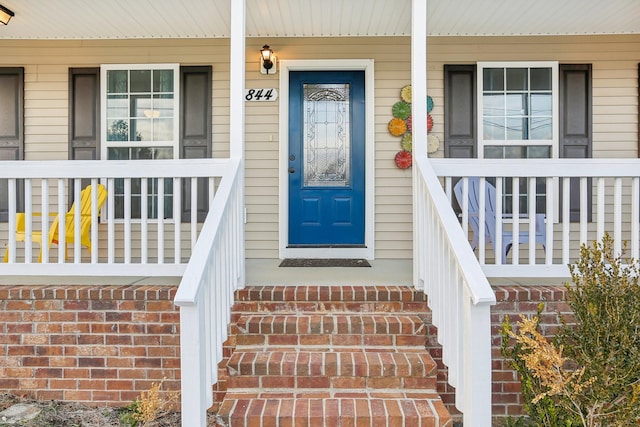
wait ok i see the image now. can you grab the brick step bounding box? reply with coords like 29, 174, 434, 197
228, 350, 436, 378
226, 350, 437, 391
213, 286, 451, 425
235, 331, 428, 348
231, 300, 429, 317
235, 313, 428, 336
235, 285, 428, 303
216, 396, 451, 427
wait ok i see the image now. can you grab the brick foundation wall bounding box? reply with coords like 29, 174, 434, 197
1, 282, 572, 420
0, 285, 180, 405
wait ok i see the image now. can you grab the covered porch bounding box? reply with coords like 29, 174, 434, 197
1, 0, 639, 426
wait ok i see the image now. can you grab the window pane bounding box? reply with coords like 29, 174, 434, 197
506, 117, 527, 140
131, 147, 153, 159
130, 119, 151, 141
153, 147, 173, 159
483, 68, 504, 91
163, 178, 174, 219
153, 70, 174, 92
483, 117, 505, 140
107, 95, 128, 118
531, 93, 552, 116
526, 146, 551, 158
530, 68, 552, 90
484, 146, 504, 158
132, 95, 153, 118
106, 119, 130, 142
504, 145, 525, 158
506, 68, 528, 90
507, 68, 529, 90
108, 147, 129, 160
130, 70, 151, 93
530, 117, 552, 140
506, 93, 526, 116
107, 70, 128, 94
154, 94, 174, 117
153, 119, 173, 141
483, 94, 504, 116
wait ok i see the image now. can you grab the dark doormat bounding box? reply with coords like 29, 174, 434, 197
279, 258, 371, 267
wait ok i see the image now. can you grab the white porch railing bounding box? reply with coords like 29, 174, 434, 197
414, 157, 496, 426
174, 158, 244, 427
431, 158, 640, 277
0, 159, 230, 276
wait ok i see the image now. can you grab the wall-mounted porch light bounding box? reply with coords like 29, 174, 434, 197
0, 4, 14, 25
260, 45, 277, 75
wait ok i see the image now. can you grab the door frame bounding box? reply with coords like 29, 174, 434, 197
279, 59, 375, 260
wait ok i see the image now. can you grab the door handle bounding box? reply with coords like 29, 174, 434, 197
289, 167, 295, 174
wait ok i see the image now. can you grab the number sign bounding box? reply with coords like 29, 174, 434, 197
245, 88, 278, 102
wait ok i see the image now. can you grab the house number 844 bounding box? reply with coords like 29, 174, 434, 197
245, 88, 278, 102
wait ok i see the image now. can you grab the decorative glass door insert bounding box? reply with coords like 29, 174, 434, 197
302, 84, 350, 188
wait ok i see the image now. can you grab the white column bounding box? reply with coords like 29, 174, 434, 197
412, 0, 428, 289
229, 0, 246, 287
411, 0, 428, 158
229, 0, 246, 160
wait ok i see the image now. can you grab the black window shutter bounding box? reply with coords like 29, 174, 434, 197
69, 68, 100, 161
180, 66, 212, 222
559, 64, 592, 222
69, 68, 100, 201
0, 67, 24, 221
444, 64, 477, 159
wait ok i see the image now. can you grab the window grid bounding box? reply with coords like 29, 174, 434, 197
478, 62, 559, 215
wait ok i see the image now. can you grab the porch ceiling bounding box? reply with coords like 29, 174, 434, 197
0, 0, 638, 40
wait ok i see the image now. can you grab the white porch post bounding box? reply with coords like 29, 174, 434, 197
412, 0, 428, 290
229, 0, 246, 286
411, 0, 427, 159
230, 0, 245, 160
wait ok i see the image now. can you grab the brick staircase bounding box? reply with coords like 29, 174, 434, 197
215, 285, 451, 426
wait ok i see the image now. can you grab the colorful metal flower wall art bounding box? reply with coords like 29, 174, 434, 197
388, 85, 436, 169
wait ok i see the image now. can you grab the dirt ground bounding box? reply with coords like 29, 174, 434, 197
0, 394, 218, 426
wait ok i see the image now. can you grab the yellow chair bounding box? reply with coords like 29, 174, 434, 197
4, 184, 107, 262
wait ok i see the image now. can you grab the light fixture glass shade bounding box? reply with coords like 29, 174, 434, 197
259, 44, 276, 75
0, 4, 14, 25
261, 45, 272, 62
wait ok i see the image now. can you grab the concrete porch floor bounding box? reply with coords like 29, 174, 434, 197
0, 257, 567, 287
0, 259, 413, 287
246, 258, 413, 286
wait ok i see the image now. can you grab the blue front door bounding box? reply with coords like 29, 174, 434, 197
288, 71, 365, 246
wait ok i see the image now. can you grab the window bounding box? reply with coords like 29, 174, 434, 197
100, 64, 180, 220
478, 62, 559, 215
445, 63, 591, 221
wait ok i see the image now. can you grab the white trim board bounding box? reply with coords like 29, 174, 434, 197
278, 59, 375, 260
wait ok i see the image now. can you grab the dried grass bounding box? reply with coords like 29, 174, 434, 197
0, 393, 217, 426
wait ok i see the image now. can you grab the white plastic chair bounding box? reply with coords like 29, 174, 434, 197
453, 177, 546, 264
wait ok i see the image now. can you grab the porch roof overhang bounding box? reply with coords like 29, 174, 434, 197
0, 0, 638, 40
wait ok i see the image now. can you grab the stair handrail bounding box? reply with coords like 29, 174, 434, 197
174, 157, 244, 427
414, 156, 496, 426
